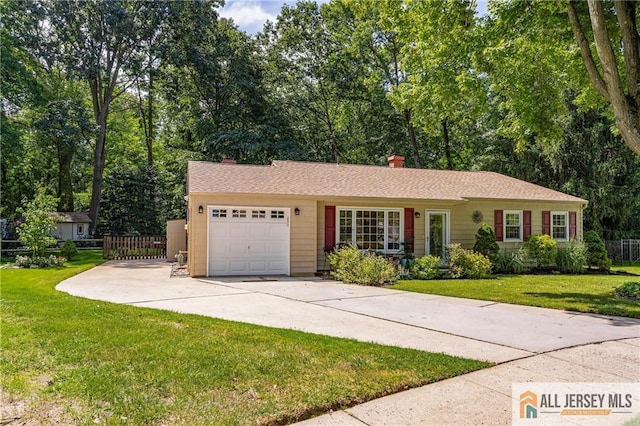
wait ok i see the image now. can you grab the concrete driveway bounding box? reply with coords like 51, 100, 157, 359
57, 259, 640, 364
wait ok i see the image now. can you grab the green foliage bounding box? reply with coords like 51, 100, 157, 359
492, 249, 526, 275
524, 234, 558, 267
583, 231, 612, 271
60, 240, 79, 261
17, 189, 58, 257
98, 166, 163, 236
555, 240, 587, 274
447, 244, 491, 279
473, 223, 500, 257
327, 245, 396, 286
411, 255, 441, 280
615, 282, 640, 300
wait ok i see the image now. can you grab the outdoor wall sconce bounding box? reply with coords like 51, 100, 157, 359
198, 205, 204, 214
294, 207, 301, 215
414, 211, 421, 219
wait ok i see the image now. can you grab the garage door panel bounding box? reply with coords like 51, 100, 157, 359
208, 206, 290, 276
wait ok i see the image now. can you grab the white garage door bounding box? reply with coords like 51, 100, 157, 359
208, 206, 290, 276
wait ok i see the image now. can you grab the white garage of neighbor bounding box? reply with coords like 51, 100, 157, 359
207, 206, 290, 276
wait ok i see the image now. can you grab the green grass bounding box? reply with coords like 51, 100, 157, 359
392, 274, 640, 318
1, 251, 489, 425
611, 260, 640, 276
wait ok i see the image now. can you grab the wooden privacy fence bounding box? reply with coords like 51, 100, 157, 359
604, 239, 640, 263
103, 235, 167, 260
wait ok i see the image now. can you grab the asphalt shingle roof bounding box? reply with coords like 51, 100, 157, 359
187, 160, 586, 203
50, 212, 91, 223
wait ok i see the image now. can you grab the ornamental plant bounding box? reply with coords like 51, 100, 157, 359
326, 245, 396, 286
473, 223, 499, 258
583, 230, 611, 271
524, 234, 557, 267
61, 240, 79, 260
411, 255, 441, 279
447, 244, 491, 279
17, 189, 58, 257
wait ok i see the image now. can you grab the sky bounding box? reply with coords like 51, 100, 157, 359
219, 0, 489, 36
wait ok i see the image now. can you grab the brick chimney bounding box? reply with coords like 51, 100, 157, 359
387, 154, 404, 168
221, 158, 237, 164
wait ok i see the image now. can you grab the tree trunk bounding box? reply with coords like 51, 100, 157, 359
146, 71, 154, 167
57, 146, 74, 212
442, 117, 453, 170
404, 109, 421, 168
89, 108, 109, 235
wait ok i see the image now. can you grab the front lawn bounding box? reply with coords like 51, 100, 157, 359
392, 274, 640, 319
612, 260, 640, 276
1, 251, 489, 425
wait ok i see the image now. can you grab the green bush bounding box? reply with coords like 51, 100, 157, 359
15, 254, 66, 268
556, 240, 587, 274
60, 240, 79, 260
492, 249, 526, 274
447, 244, 491, 279
326, 245, 396, 286
473, 223, 499, 258
615, 282, 640, 300
411, 255, 441, 280
17, 188, 58, 257
583, 230, 611, 271
524, 234, 557, 267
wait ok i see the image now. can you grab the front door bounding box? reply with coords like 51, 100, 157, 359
426, 210, 450, 258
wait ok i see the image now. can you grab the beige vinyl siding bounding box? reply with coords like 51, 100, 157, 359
188, 194, 317, 277
316, 198, 585, 268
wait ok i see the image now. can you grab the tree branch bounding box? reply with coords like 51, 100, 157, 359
567, 0, 609, 100
614, 0, 640, 99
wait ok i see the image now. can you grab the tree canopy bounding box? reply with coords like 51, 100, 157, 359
2, 0, 639, 239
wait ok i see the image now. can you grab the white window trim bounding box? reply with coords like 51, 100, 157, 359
504, 210, 523, 242
336, 207, 404, 254
551, 211, 569, 242
425, 209, 451, 257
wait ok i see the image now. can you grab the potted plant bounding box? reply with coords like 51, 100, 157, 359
400, 237, 415, 269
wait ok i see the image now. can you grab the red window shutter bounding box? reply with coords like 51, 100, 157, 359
523, 210, 532, 240
569, 211, 577, 239
404, 208, 414, 249
494, 210, 503, 242
324, 205, 336, 250
542, 211, 551, 235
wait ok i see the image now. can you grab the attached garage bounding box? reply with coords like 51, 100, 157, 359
207, 206, 290, 276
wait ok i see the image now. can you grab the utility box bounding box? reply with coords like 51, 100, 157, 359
166, 219, 187, 262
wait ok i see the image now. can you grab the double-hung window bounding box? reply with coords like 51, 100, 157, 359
504, 210, 523, 242
551, 211, 568, 241
337, 208, 402, 253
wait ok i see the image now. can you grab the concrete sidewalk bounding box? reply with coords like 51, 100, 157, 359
57, 260, 640, 424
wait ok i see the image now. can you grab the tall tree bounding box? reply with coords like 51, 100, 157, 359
568, 0, 640, 156
331, 0, 423, 167
15, 0, 172, 232
380, 0, 482, 169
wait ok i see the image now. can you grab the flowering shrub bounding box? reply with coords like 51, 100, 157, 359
327, 245, 396, 286
15, 255, 66, 268
411, 255, 441, 279
447, 244, 491, 279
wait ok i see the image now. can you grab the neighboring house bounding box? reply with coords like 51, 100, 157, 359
50, 212, 91, 240
186, 156, 587, 277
